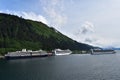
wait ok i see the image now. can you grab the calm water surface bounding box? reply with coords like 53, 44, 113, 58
1, 53, 120, 80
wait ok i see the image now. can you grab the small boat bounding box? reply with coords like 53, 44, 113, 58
90, 48, 116, 55
53, 49, 72, 56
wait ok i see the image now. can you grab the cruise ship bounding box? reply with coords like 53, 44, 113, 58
5, 49, 52, 59
53, 49, 72, 55
90, 48, 116, 55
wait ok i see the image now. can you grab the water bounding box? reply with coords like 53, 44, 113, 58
1, 53, 120, 80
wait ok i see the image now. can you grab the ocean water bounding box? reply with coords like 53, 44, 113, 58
0, 52, 120, 80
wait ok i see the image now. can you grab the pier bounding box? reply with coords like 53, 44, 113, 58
0, 56, 5, 59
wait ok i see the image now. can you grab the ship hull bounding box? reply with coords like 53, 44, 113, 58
91, 52, 115, 55
91, 49, 116, 55
5, 54, 50, 60
55, 52, 71, 55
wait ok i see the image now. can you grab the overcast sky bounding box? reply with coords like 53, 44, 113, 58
0, 0, 120, 48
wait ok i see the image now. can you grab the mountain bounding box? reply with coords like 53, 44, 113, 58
0, 13, 93, 55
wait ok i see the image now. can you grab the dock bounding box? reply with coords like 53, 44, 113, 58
0, 56, 5, 59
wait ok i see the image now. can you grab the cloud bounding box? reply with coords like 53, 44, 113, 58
74, 21, 94, 36
0, 10, 48, 24
21, 12, 48, 24
81, 21, 94, 34
73, 21, 117, 47
85, 38, 94, 43
44, 8, 67, 28
41, 0, 67, 29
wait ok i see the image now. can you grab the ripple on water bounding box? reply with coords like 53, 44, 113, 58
0, 53, 120, 80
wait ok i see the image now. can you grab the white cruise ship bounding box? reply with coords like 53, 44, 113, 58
53, 49, 72, 55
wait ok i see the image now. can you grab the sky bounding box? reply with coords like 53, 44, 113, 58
0, 0, 120, 48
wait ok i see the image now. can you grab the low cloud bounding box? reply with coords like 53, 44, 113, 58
44, 8, 67, 28
41, 0, 67, 29
81, 21, 94, 34
21, 12, 48, 24
74, 21, 94, 37
85, 38, 93, 43
73, 21, 116, 47
0, 10, 48, 25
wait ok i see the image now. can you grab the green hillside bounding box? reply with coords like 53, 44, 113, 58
0, 13, 93, 55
